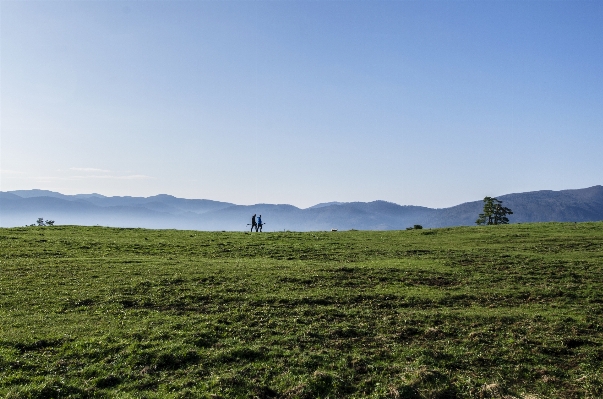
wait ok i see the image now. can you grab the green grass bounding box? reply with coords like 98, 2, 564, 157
1, 223, 602, 398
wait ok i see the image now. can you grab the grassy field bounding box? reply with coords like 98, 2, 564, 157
1, 223, 602, 398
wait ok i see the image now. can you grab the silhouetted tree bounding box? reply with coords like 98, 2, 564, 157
476, 197, 513, 225
36, 218, 45, 226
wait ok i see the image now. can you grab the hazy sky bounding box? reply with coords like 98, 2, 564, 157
1, 1, 602, 208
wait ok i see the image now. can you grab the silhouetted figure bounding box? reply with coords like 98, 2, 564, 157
257, 215, 263, 232
251, 214, 257, 232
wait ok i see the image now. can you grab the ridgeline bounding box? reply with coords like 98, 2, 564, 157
2, 185, 602, 230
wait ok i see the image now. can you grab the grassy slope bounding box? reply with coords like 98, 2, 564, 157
1, 223, 602, 398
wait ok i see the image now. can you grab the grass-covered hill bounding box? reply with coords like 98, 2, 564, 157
1, 223, 602, 398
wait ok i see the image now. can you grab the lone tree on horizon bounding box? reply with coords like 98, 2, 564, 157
476, 196, 513, 225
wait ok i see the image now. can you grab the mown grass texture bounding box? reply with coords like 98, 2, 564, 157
1, 222, 602, 398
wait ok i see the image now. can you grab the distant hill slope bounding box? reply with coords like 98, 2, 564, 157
426, 186, 603, 227
1, 186, 602, 230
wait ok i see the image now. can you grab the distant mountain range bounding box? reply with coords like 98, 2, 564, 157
1, 186, 602, 231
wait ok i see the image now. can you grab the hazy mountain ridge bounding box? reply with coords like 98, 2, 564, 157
1, 186, 602, 231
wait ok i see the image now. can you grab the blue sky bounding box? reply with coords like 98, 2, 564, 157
1, 1, 602, 208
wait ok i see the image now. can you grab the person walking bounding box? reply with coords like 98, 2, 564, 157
250, 214, 257, 232
257, 215, 263, 232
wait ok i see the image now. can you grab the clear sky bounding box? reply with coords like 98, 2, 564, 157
1, 1, 602, 208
